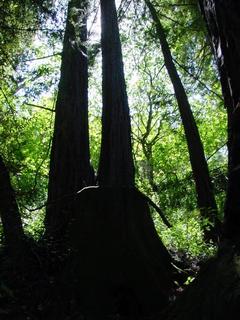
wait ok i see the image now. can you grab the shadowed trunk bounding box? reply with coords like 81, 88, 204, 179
45, 0, 94, 238
67, 187, 174, 318
98, 0, 135, 187
198, 0, 240, 240
146, 0, 220, 243
165, 242, 240, 320
0, 155, 25, 252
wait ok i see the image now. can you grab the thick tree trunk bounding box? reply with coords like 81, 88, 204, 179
198, 0, 240, 239
98, 0, 135, 187
146, 0, 220, 242
45, 0, 94, 237
67, 187, 174, 318
0, 155, 25, 251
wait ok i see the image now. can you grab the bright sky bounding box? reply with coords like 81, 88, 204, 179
88, 0, 123, 41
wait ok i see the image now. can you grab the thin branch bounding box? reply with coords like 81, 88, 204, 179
23, 186, 99, 212
22, 202, 47, 212
173, 58, 224, 101
155, 3, 196, 7
1, 25, 62, 33
156, 12, 185, 27
28, 94, 57, 196
207, 142, 227, 161
0, 87, 16, 114
136, 189, 172, 228
151, 126, 164, 145
21, 52, 61, 63
25, 103, 55, 113
144, 95, 153, 139
88, 2, 100, 38
118, 0, 132, 20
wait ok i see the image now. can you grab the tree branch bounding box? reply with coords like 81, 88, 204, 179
136, 189, 172, 228
25, 103, 55, 112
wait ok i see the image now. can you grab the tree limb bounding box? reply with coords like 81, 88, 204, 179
136, 189, 172, 228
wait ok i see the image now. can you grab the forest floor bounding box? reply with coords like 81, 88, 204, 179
0, 237, 201, 320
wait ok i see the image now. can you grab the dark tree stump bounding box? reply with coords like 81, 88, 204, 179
165, 242, 240, 320
66, 187, 174, 318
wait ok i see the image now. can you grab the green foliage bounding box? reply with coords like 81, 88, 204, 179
88, 56, 102, 171
153, 209, 217, 258
0, 0, 53, 82
120, 0, 226, 256
0, 0, 228, 259
0, 92, 54, 229
23, 208, 45, 240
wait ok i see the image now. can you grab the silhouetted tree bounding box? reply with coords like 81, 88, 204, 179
45, 0, 94, 237
198, 0, 240, 240
98, 0, 135, 187
0, 154, 25, 253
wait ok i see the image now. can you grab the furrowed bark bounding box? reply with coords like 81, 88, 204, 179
45, 0, 94, 237
98, 0, 135, 187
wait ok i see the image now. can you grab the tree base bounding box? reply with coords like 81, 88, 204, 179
64, 187, 174, 318
165, 241, 240, 320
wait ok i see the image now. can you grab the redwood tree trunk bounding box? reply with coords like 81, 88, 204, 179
45, 0, 94, 237
63, 2, 174, 317
146, 0, 220, 242
98, 0, 135, 187
198, 0, 240, 239
0, 155, 25, 251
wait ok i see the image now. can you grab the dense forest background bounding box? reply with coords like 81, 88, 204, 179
0, 0, 239, 319
0, 0, 227, 254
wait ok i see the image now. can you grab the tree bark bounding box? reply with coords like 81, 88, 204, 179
198, 0, 240, 240
68, 187, 174, 317
98, 0, 135, 187
146, 0, 220, 242
0, 155, 25, 251
45, 0, 94, 237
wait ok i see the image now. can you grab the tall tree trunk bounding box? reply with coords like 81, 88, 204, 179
98, 0, 135, 187
0, 155, 25, 252
64, 2, 174, 317
45, 0, 94, 237
198, 0, 240, 240
145, 0, 220, 242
